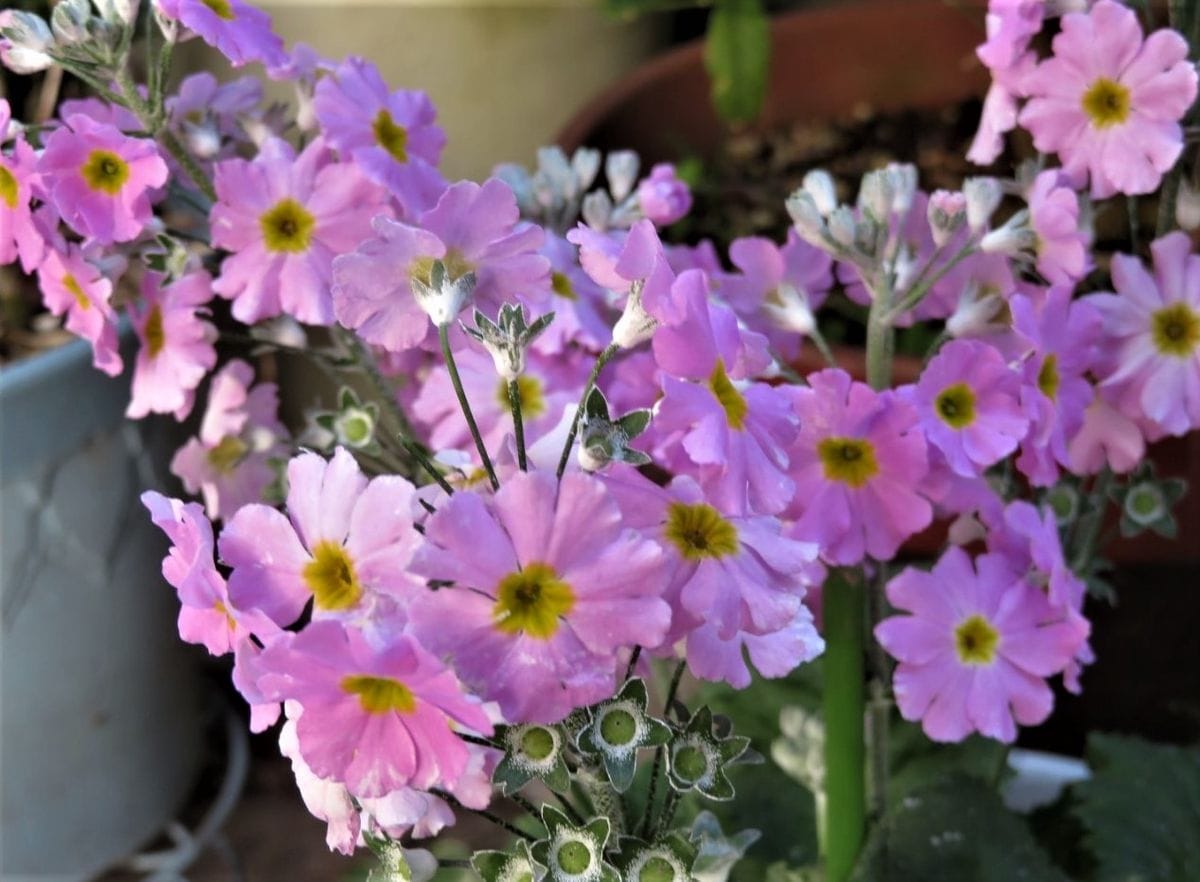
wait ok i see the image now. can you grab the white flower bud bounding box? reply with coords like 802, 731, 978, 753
964, 176, 1003, 231
858, 168, 894, 223
886, 163, 918, 214
153, 6, 177, 42
581, 189, 613, 231
0, 11, 54, 73
786, 189, 826, 245
51, 0, 91, 45
605, 149, 640, 202
946, 284, 1007, 338
828, 205, 858, 248
413, 261, 476, 328
612, 283, 657, 349
97, 0, 139, 26
1178, 180, 1200, 231
979, 209, 1034, 255
571, 147, 601, 194
802, 169, 838, 216
762, 283, 817, 335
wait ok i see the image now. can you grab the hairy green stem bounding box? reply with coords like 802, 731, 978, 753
821, 570, 867, 882
1070, 467, 1115, 574
556, 343, 619, 479
439, 322, 499, 491
508, 377, 528, 471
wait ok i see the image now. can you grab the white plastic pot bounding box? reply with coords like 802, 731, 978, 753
1, 335, 205, 880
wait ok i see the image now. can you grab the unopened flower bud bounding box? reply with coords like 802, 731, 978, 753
964, 176, 1003, 231
51, 0, 90, 45
571, 147, 601, 195
786, 189, 826, 245
928, 189, 968, 247
97, 0, 138, 26
762, 283, 816, 335
858, 168, 894, 223
581, 190, 613, 231
1178, 180, 1200, 231
980, 209, 1034, 255
886, 163, 918, 214
334, 406, 376, 449
828, 205, 858, 248
464, 303, 554, 381
638, 163, 692, 226
413, 259, 476, 327
612, 281, 657, 349
802, 169, 838, 216
0, 10, 54, 73
605, 149, 640, 202
946, 285, 1006, 338
154, 6, 178, 42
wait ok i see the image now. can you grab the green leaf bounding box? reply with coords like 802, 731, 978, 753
850, 775, 1068, 882
1073, 733, 1200, 882
703, 0, 770, 124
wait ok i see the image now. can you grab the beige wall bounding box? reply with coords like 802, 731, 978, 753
179, 2, 666, 181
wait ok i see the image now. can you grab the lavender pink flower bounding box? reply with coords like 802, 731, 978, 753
211, 137, 390, 325
127, 271, 219, 421
38, 114, 168, 244
1019, 0, 1198, 197
787, 369, 932, 565
637, 163, 692, 226
909, 339, 1029, 478
0, 99, 44, 272
408, 470, 671, 723
1088, 231, 1200, 438
313, 56, 447, 216
876, 547, 1086, 742
1027, 169, 1089, 285
156, 0, 288, 69
36, 243, 122, 376
256, 620, 493, 798
219, 447, 424, 627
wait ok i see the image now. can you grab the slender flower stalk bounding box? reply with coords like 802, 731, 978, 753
438, 322, 499, 490
555, 342, 618, 479
507, 377, 528, 471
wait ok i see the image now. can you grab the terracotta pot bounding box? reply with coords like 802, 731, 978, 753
558, 0, 988, 162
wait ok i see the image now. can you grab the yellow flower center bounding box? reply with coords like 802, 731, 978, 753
260, 198, 316, 254
1037, 353, 1060, 400
707, 360, 747, 430
340, 675, 417, 714
409, 249, 474, 287
63, 274, 89, 311
201, 0, 236, 20
954, 614, 1000, 665
81, 149, 130, 195
302, 540, 363, 611
493, 561, 575, 639
664, 502, 739, 560
1081, 77, 1131, 129
1151, 302, 1200, 358
206, 435, 248, 473
817, 437, 879, 488
143, 304, 166, 358
551, 271, 577, 301
0, 164, 19, 208
496, 375, 546, 419
934, 382, 977, 429
372, 109, 409, 163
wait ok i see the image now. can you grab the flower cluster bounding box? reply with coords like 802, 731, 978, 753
4, 0, 1199, 875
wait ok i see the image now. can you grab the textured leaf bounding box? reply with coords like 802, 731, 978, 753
1073, 733, 1200, 882
851, 775, 1068, 882
703, 0, 770, 123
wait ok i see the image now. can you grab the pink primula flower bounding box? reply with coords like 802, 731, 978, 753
171, 358, 289, 520
637, 163, 692, 226
313, 56, 447, 216
219, 447, 424, 627
1067, 390, 1147, 474
1012, 286, 1100, 485
876, 547, 1087, 743
36, 244, 122, 376
142, 491, 274, 656
0, 99, 45, 271
652, 269, 796, 516
332, 178, 549, 352
409, 470, 672, 724
1027, 170, 1089, 285
1088, 231, 1200, 437
787, 369, 932, 565
39, 114, 168, 244
908, 339, 1029, 478
127, 271, 218, 421
1020, 0, 1199, 197
257, 620, 493, 798
156, 0, 288, 68
211, 137, 391, 325
968, 0, 1042, 164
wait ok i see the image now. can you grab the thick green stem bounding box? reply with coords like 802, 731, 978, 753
865, 309, 894, 392
556, 343, 619, 479
508, 378, 528, 471
822, 571, 867, 882
1070, 467, 1115, 574
439, 323, 500, 491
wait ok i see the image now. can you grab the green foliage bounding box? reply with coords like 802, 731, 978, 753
703, 0, 770, 123
1073, 733, 1200, 882
887, 720, 1010, 806
850, 775, 1068, 882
